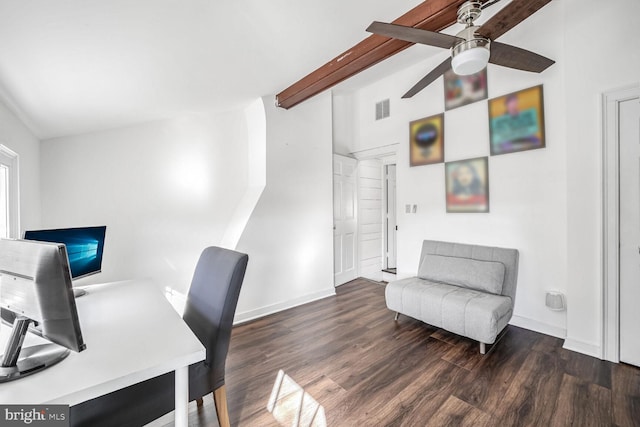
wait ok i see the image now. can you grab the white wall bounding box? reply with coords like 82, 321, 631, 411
332, 93, 354, 156
40, 92, 335, 324
235, 93, 335, 322
40, 111, 248, 294
341, 1, 568, 338
563, 0, 640, 357
220, 98, 267, 250
0, 99, 41, 232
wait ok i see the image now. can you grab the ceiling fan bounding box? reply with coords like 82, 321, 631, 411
366, 0, 555, 98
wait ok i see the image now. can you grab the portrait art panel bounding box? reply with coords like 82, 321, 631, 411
445, 157, 489, 213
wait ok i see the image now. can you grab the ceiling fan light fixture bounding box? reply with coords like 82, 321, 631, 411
451, 44, 490, 75
450, 26, 490, 76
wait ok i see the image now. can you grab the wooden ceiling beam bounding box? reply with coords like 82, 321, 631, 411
276, 0, 485, 109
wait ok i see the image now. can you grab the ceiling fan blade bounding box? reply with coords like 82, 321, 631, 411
366, 21, 462, 50
489, 41, 555, 73
402, 57, 452, 99
480, 0, 503, 10
477, 0, 552, 41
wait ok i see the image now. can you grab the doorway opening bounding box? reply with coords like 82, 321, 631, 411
383, 164, 397, 275
618, 95, 640, 367
347, 144, 398, 283
602, 84, 640, 364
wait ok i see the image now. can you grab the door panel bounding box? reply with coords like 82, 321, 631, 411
333, 235, 342, 275
344, 233, 355, 271
620, 97, 640, 367
357, 159, 383, 281
334, 155, 358, 286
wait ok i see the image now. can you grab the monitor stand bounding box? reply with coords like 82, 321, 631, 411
0, 316, 69, 382
73, 288, 87, 298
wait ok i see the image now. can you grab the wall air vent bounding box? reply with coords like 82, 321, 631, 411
375, 99, 390, 121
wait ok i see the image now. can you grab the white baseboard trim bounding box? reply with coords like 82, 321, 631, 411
233, 288, 336, 325
381, 272, 396, 283
509, 315, 566, 339
562, 338, 602, 359
360, 270, 383, 282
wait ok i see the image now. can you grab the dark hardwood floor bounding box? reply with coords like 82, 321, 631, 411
159, 278, 640, 427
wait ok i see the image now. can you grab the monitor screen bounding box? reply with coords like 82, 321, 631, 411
24, 226, 106, 279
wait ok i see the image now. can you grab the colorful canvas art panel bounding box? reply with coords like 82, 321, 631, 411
488, 85, 546, 155
444, 68, 488, 111
409, 113, 444, 167
445, 157, 489, 213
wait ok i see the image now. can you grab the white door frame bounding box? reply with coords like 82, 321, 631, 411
0, 144, 20, 239
602, 84, 640, 362
352, 143, 399, 280
383, 162, 397, 270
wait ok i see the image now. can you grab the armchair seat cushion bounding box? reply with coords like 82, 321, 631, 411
386, 277, 512, 344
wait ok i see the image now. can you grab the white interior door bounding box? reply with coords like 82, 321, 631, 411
620, 96, 640, 367
333, 155, 358, 286
385, 164, 397, 270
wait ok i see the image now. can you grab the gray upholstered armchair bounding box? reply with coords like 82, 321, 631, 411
386, 240, 519, 354
70, 246, 248, 427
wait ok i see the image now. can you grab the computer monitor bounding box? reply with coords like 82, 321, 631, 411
0, 239, 86, 382
24, 226, 107, 297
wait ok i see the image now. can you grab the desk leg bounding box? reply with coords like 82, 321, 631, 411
175, 366, 189, 427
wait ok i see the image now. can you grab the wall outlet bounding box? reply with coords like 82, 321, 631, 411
405, 204, 411, 213
545, 291, 566, 311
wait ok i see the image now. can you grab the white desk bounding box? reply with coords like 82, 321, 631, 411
0, 279, 206, 427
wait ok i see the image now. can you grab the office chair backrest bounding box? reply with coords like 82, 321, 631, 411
183, 246, 248, 391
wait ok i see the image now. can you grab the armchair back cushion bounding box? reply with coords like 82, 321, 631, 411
419, 240, 519, 302
418, 254, 505, 295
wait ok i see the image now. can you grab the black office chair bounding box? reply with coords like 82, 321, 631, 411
70, 246, 248, 427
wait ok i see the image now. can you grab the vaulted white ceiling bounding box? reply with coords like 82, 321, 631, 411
0, 0, 432, 139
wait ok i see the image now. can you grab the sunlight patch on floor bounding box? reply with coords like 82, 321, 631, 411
267, 370, 327, 427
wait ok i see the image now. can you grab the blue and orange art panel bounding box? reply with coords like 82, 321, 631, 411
488, 85, 546, 155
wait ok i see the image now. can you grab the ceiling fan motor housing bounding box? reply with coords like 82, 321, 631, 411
451, 25, 490, 75
456, 1, 483, 25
